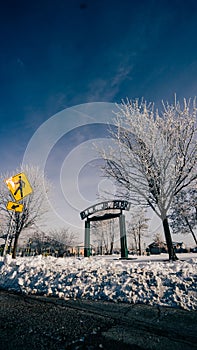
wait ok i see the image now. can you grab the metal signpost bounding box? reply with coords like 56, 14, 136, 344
3, 172, 33, 256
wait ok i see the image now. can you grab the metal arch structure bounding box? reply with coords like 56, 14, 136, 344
80, 200, 131, 258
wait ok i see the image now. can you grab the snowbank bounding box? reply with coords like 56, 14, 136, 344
0, 254, 196, 311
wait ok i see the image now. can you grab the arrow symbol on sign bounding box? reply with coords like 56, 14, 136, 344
11, 204, 20, 210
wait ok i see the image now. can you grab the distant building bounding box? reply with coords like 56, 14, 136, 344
148, 242, 167, 254
173, 242, 187, 253
148, 241, 188, 254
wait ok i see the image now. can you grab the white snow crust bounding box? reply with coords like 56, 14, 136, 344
0, 253, 196, 311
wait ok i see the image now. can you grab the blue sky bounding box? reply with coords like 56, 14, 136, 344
1, 0, 197, 169
1, 0, 197, 242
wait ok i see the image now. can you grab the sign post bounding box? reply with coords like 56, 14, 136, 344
119, 214, 128, 259
80, 200, 130, 259
4, 172, 33, 256
84, 220, 91, 257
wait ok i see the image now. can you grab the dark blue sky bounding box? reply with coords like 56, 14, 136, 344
1, 0, 197, 236
1, 0, 197, 171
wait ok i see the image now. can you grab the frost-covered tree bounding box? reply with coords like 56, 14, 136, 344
91, 216, 119, 255
127, 207, 149, 255
101, 98, 197, 260
0, 165, 51, 258
169, 186, 197, 245
30, 230, 48, 255
153, 233, 164, 246
49, 227, 77, 256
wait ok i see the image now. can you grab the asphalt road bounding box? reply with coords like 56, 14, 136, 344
0, 290, 196, 349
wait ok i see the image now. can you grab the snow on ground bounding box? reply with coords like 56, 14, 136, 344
0, 253, 196, 311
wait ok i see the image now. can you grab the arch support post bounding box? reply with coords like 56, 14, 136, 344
119, 214, 128, 259
84, 220, 91, 257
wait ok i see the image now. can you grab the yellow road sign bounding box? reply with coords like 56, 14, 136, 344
5, 172, 33, 201
6, 201, 24, 212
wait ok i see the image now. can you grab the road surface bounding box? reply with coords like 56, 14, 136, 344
0, 290, 196, 349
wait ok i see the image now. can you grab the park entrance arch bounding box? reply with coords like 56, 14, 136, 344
80, 200, 131, 258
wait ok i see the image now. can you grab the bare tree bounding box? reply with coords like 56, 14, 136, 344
169, 186, 197, 245
49, 227, 77, 256
30, 230, 48, 255
153, 233, 164, 245
127, 207, 149, 255
101, 98, 197, 260
91, 216, 119, 255
0, 165, 51, 258
108, 218, 117, 254
91, 221, 105, 255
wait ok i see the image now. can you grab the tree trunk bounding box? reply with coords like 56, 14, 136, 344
185, 217, 197, 245
12, 232, 20, 259
12, 212, 25, 259
110, 241, 114, 255
138, 229, 141, 256
133, 231, 138, 254
7, 236, 14, 254
162, 217, 178, 261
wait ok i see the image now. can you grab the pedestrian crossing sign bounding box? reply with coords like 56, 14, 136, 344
5, 172, 33, 201
6, 201, 24, 212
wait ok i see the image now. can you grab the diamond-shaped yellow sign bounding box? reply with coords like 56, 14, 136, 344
7, 201, 24, 212
5, 172, 33, 201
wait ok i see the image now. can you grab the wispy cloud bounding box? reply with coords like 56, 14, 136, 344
111, 63, 133, 87
85, 62, 133, 103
